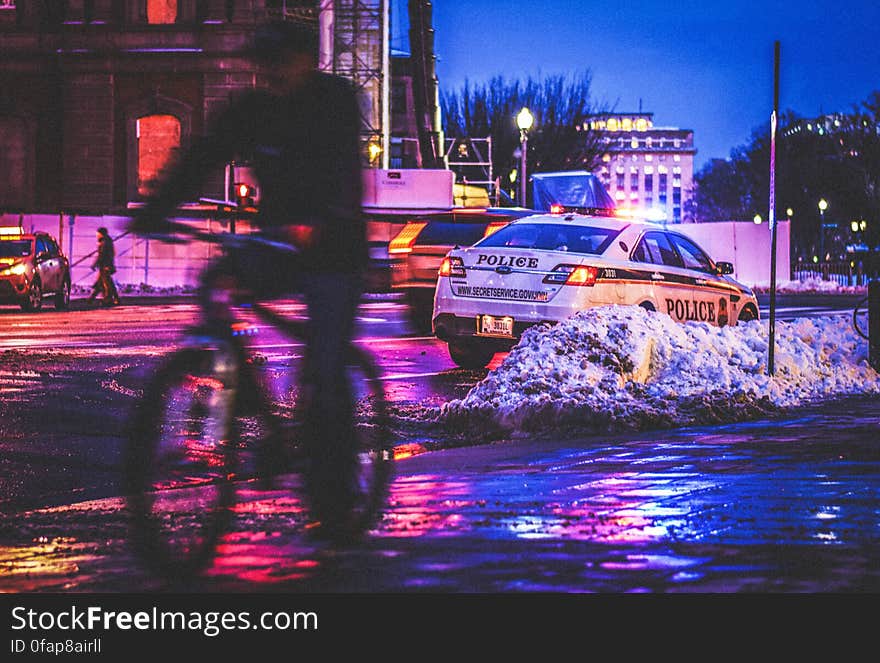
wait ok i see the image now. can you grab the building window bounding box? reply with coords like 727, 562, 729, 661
673, 154, 681, 163
644, 173, 653, 191
0, 1, 15, 10
147, 0, 177, 24
673, 186, 681, 205
673, 206, 681, 223
137, 114, 180, 196
630, 172, 639, 190
644, 154, 652, 162
616, 172, 625, 190
630, 138, 639, 149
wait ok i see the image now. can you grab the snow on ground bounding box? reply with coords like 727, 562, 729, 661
439, 305, 880, 436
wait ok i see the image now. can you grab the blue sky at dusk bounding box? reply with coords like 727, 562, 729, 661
392, 0, 880, 171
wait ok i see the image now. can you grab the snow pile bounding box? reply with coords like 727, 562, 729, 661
439, 305, 880, 435
71, 283, 196, 297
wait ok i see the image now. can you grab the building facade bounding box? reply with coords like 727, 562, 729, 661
0, 0, 283, 214
0, 0, 418, 215
585, 112, 696, 223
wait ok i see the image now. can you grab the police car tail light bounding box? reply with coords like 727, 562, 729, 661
543, 264, 599, 287
550, 204, 565, 215
389, 222, 428, 254
439, 256, 465, 277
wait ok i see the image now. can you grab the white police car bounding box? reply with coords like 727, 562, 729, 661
432, 212, 759, 368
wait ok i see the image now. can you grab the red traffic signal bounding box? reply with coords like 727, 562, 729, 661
234, 182, 256, 207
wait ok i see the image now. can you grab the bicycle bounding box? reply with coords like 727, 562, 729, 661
853, 295, 869, 340
122, 221, 393, 580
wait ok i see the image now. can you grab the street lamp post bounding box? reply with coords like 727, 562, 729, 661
818, 198, 828, 263
516, 108, 534, 207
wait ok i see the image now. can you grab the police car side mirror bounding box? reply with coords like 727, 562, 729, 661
715, 261, 735, 275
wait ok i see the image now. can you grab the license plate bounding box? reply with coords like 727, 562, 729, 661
477, 314, 514, 337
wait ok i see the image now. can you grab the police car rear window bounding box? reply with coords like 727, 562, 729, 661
0, 240, 32, 258
477, 223, 620, 255
415, 222, 491, 247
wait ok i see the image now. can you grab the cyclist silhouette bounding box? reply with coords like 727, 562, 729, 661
130, 20, 367, 540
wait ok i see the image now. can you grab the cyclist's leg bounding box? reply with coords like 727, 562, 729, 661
300, 272, 362, 527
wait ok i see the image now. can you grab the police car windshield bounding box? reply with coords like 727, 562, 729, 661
0, 240, 32, 258
477, 223, 619, 255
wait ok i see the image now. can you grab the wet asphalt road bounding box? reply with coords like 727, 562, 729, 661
0, 294, 878, 592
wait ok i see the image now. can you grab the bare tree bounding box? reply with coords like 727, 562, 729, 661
441, 72, 606, 203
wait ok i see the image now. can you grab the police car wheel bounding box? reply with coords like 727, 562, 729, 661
738, 306, 758, 323
448, 340, 495, 370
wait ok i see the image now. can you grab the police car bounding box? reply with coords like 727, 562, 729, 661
432, 212, 759, 368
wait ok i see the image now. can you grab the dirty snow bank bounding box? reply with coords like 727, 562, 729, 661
439, 305, 880, 435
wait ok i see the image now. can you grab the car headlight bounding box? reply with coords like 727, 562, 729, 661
1, 263, 27, 276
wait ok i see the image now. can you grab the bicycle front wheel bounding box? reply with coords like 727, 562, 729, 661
124, 345, 240, 579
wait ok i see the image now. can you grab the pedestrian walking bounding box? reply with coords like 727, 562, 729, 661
88, 227, 120, 306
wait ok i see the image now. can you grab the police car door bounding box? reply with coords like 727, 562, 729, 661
667, 232, 735, 326
632, 230, 708, 323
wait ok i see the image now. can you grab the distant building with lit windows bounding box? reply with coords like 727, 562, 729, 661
582, 112, 696, 223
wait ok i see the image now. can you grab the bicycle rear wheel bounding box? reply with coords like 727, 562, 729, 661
124, 344, 240, 579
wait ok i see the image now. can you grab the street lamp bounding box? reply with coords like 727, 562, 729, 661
516, 107, 534, 206
753, 213, 763, 224
818, 198, 828, 261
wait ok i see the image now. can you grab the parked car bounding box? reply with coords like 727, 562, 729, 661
0, 229, 71, 311
432, 212, 759, 368
388, 206, 536, 331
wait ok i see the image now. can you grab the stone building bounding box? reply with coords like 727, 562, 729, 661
0, 0, 426, 214
585, 112, 696, 223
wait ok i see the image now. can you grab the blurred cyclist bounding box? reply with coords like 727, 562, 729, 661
130, 20, 367, 540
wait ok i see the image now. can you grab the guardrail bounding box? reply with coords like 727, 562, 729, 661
793, 255, 880, 287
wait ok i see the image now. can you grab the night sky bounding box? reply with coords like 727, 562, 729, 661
393, 0, 880, 171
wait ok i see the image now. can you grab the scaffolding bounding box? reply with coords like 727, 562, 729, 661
319, 0, 389, 169
444, 136, 496, 203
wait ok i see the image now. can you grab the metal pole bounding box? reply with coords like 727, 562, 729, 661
768, 40, 780, 376
520, 131, 528, 206
870, 279, 880, 372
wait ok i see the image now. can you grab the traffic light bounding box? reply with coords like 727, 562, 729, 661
234, 182, 255, 208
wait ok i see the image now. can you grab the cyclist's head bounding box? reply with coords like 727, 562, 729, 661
249, 20, 318, 67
